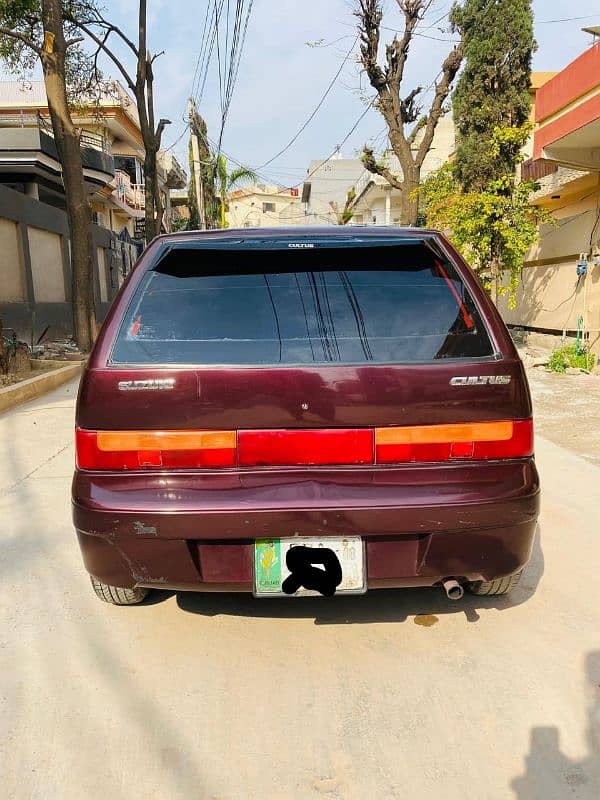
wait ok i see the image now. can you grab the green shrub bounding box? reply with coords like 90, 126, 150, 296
546, 344, 596, 374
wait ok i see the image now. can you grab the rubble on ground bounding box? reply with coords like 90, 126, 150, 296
31, 339, 84, 361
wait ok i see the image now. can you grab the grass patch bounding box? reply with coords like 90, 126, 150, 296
546, 344, 596, 374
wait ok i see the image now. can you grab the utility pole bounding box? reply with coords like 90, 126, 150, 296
188, 97, 206, 229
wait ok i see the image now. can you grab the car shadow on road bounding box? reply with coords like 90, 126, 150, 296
170, 525, 544, 625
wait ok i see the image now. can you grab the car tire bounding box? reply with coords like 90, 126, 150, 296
466, 570, 523, 596
90, 576, 149, 605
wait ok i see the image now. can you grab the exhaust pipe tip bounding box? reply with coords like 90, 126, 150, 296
442, 578, 464, 601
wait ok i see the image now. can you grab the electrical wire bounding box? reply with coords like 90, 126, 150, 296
164, 123, 190, 151
539, 276, 582, 314
253, 35, 359, 170
538, 14, 600, 24
215, 0, 255, 159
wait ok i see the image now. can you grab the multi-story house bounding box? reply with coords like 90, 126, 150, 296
500, 29, 600, 355
0, 79, 186, 340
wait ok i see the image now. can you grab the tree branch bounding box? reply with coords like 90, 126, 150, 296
385, 1, 424, 95
416, 42, 463, 166
361, 146, 404, 189
155, 117, 171, 146
0, 25, 41, 55
355, 1, 387, 93
400, 85, 422, 124
73, 9, 138, 57
75, 22, 136, 92
407, 114, 427, 146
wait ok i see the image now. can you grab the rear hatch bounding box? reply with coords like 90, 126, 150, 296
77, 232, 533, 467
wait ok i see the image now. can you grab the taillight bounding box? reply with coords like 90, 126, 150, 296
75, 428, 236, 470
75, 419, 533, 470
375, 419, 533, 463
238, 429, 373, 467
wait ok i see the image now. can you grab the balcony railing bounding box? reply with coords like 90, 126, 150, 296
114, 169, 145, 209
521, 158, 559, 181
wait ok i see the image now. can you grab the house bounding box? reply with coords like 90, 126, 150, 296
301, 153, 365, 225
0, 80, 186, 239
499, 31, 600, 355
226, 184, 301, 227
0, 79, 186, 340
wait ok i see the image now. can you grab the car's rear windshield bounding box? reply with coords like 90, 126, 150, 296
110, 244, 494, 365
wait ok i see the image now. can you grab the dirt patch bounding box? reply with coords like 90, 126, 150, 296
0, 360, 56, 389
526, 363, 600, 466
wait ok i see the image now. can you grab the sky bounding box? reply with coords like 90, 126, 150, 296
4, 1, 600, 185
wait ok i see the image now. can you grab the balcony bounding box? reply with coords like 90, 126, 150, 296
534, 41, 600, 171
521, 158, 559, 182
112, 169, 145, 217
157, 151, 187, 190
0, 121, 114, 190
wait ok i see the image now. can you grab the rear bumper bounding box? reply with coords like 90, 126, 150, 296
72, 460, 540, 591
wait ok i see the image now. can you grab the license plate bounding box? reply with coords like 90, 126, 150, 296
254, 537, 365, 597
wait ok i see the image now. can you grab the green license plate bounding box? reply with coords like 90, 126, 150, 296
254, 537, 365, 597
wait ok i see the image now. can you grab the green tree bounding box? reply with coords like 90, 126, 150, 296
450, 0, 535, 191
420, 126, 553, 306
0, 0, 98, 350
214, 155, 257, 229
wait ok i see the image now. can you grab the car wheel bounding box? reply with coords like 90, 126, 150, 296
466, 570, 523, 596
90, 576, 149, 605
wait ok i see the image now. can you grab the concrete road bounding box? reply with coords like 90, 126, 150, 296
1, 379, 599, 800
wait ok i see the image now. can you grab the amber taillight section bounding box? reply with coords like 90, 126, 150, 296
75, 420, 533, 470
76, 429, 236, 469
375, 419, 533, 463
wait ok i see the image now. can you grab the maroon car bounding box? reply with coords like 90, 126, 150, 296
72, 227, 539, 605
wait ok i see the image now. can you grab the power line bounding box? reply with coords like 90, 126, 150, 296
207, 98, 376, 196
215, 0, 255, 158
254, 35, 359, 170
538, 14, 600, 24
190, 2, 214, 100
164, 123, 190, 151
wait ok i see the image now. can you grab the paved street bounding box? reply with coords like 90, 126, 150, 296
1, 378, 599, 800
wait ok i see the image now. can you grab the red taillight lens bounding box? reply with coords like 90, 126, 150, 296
238, 429, 374, 466
75, 428, 236, 470
75, 419, 533, 470
375, 419, 533, 463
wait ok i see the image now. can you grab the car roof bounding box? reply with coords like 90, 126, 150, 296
156, 226, 442, 245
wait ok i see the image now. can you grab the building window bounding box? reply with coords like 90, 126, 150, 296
262, 202, 276, 213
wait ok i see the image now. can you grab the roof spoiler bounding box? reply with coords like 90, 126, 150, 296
151, 233, 444, 274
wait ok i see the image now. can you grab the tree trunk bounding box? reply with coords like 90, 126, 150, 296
154, 167, 164, 233
489, 258, 501, 305
143, 149, 157, 241
41, 0, 96, 351
400, 165, 420, 227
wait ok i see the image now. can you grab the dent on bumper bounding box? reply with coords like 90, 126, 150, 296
73, 503, 539, 591
72, 460, 540, 590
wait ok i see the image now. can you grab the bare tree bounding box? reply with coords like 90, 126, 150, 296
72, 0, 170, 243
0, 0, 97, 351
355, 0, 463, 225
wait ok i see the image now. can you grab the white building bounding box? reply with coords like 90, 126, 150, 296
301, 153, 365, 225
226, 184, 301, 227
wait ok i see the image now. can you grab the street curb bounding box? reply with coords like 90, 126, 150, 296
0, 362, 83, 414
